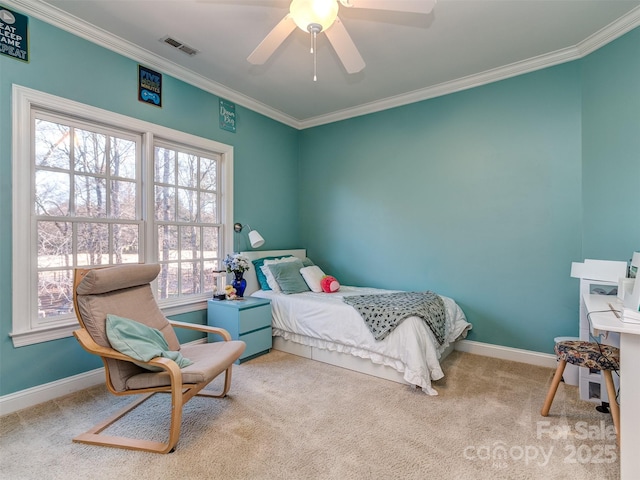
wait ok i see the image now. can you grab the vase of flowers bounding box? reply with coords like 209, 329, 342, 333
232, 272, 246, 298
223, 253, 250, 297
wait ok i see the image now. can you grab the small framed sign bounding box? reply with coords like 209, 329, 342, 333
138, 65, 162, 107
219, 99, 236, 133
0, 5, 29, 62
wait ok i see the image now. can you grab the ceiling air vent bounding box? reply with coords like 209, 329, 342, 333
160, 36, 198, 56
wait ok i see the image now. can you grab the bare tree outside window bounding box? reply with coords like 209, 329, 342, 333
154, 144, 221, 300
34, 116, 140, 319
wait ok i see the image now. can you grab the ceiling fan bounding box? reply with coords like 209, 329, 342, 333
247, 0, 436, 80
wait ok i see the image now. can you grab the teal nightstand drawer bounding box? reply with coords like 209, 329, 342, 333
240, 326, 272, 363
238, 304, 271, 334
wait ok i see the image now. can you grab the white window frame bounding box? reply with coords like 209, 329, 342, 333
11, 85, 234, 347
151, 139, 225, 305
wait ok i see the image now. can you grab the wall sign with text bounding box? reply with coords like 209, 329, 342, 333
0, 5, 28, 62
138, 65, 162, 107
219, 99, 236, 133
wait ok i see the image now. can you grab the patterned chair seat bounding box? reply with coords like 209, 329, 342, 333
555, 340, 620, 371
542, 339, 620, 445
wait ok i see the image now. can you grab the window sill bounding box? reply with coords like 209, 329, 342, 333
10, 323, 80, 347
10, 299, 209, 348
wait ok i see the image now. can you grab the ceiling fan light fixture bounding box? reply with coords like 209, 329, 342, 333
290, 0, 339, 32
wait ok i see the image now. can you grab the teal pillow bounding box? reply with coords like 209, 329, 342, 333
267, 259, 310, 294
252, 255, 292, 290
105, 314, 193, 372
302, 257, 315, 267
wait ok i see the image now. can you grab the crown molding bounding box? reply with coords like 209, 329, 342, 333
5, 1, 640, 130
301, 5, 640, 129
577, 4, 640, 57
3, 0, 300, 128
299, 43, 581, 129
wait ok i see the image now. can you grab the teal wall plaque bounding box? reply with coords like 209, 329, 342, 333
0, 5, 29, 62
219, 99, 236, 133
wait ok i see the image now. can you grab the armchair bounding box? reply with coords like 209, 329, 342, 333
71, 263, 246, 453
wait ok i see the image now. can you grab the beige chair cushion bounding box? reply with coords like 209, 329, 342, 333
75, 264, 182, 392
77, 263, 161, 295
124, 341, 246, 390
76, 285, 180, 351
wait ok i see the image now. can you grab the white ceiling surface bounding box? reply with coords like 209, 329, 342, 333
15, 0, 640, 128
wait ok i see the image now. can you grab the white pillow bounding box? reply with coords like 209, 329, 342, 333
262, 257, 300, 292
263, 257, 300, 266
299, 265, 326, 293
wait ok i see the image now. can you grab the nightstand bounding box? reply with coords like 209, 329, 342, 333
207, 297, 272, 363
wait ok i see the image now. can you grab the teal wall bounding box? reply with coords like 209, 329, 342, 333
581, 27, 640, 259
0, 11, 638, 397
298, 27, 640, 354
299, 64, 583, 352
0, 16, 299, 395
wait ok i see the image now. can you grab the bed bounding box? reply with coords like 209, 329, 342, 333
242, 249, 471, 395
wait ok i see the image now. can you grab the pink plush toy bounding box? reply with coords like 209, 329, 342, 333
320, 275, 340, 293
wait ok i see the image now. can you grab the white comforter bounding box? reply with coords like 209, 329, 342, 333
252, 286, 471, 395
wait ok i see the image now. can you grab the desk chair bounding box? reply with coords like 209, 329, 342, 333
541, 340, 620, 443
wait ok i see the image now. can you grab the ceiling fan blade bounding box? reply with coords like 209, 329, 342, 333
342, 0, 436, 14
325, 17, 365, 74
247, 14, 296, 65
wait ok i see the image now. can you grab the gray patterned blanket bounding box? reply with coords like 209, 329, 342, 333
342, 291, 446, 344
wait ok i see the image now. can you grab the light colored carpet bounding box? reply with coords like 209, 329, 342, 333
0, 350, 619, 479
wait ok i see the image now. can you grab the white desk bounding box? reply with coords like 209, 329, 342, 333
583, 294, 640, 479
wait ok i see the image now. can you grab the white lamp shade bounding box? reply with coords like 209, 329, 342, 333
248, 229, 265, 248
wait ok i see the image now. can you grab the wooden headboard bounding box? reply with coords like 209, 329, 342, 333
240, 249, 307, 296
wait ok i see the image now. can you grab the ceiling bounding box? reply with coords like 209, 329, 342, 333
9, 0, 640, 128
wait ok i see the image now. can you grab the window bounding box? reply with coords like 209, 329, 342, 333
11, 85, 234, 347
34, 113, 142, 323
153, 142, 221, 299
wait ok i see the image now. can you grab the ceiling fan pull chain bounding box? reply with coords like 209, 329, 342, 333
313, 28, 318, 81
306, 23, 322, 82
309, 29, 314, 54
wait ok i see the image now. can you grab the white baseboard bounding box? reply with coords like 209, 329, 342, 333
0, 339, 556, 416
0, 368, 105, 416
0, 338, 209, 416
455, 339, 557, 368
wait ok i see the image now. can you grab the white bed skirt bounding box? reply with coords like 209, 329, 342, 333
271, 333, 456, 391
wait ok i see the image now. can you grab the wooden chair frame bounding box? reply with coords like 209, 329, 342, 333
72, 267, 240, 454
541, 358, 620, 445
